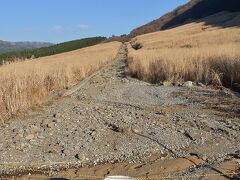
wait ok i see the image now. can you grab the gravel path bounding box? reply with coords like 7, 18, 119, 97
0, 44, 239, 178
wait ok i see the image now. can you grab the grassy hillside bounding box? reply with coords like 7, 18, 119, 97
0, 41, 121, 121
127, 13, 240, 89
0, 37, 106, 64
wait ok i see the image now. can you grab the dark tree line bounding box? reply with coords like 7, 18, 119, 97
0, 37, 106, 64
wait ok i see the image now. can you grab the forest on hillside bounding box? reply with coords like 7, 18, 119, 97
0, 37, 106, 64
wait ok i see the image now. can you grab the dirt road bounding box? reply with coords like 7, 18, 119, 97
0, 44, 239, 179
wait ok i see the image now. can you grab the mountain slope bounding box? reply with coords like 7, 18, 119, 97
129, 0, 240, 37
0, 40, 53, 53
0, 37, 107, 64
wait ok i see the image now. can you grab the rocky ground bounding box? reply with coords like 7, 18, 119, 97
0, 44, 239, 179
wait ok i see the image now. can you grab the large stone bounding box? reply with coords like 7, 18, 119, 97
183, 81, 193, 87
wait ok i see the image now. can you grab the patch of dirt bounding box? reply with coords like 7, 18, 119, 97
10, 158, 240, 180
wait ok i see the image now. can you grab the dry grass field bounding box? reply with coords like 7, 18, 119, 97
127, 20, 240, 87
0, 41, 121, 121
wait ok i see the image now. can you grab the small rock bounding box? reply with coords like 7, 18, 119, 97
232, 125, 238, 130
179, 129, 185, 134
38, 135, 45, 139
18, 128, 25, 134
21, 143, 26, 148
18, 133, 24, 138
183, 81, 193, 87
163, 81, 172, 87
16, 143, 26, 150
15, 145, 21, 150
25, 134, 35, 140
91, 131, 96, 136
47, 122, 54, 128
202, 155, 208, 161
226, 119, 232, 124
30, 125, 41, 134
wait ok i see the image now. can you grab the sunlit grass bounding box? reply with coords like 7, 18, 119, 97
0, 42, 121, 121
127, 22, 240, 87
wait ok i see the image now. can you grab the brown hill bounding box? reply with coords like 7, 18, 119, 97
129, 0, 240, 37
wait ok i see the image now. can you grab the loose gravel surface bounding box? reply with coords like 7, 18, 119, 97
0, 44, 239, 179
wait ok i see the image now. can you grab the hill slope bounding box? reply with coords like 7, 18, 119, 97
129, 0, 240, 37
127, 12, 240, 88
0, 37, 106, 64
0, 41, 121, 120
0, 40, 53, 53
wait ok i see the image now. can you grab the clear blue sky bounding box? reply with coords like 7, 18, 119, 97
0, 0, 188, 43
